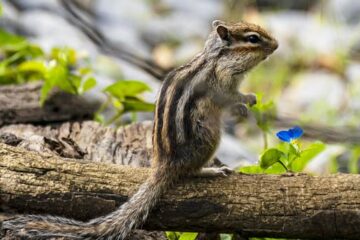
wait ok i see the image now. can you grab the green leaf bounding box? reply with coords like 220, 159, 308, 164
260, 148, 285, 169
276, 142, 290, 154
220, 234, 233, 240
290, 142, 325, 172
122, 99, 155, 113
287, 143, 301, 165
179, 232, 198, 240
0, 62, 8, 77
63, 74, 81, 94
104, 80, 151, 100
79, 67, 92, 76
40, 79, 54, 105
78, 77, 96, 94
0, 30, 27, 51
20, 45, 44, 58
1, 52, 24, 66
166, 232, 181, 240
94, 113, 105, 124
48, 63, 73, 92
263, 162, 288, 174
51, 47, 77, 65
238, 165, 263, 174
349, 146, 360, 174
111, 98, 124, 110
40, 61, 69, 104
18, 60, 47, 75
250, 94, 276, 132
329, 156, 339, 173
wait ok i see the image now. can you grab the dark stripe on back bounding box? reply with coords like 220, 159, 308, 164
166, 59, 207, 157
182, 81, 208, 140
155, 70, 177, 155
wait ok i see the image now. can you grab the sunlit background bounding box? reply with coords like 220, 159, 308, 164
2, 0, 360, 174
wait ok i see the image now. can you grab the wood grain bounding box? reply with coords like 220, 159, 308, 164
1, 143, 360, 239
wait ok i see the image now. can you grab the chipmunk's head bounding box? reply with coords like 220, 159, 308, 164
207, 20, 278, 76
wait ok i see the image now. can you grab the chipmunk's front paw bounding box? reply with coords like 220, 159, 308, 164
214, 166, 233, 176
244, 93, 257, 106
231, 103, 249, 118
198, 167, 233, 177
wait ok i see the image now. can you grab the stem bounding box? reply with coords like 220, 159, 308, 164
67, 74, 79, 95
262, 131, 268, 150
105, 110, 123, 126
94, 95, 111, 116
349, 147, 360, 174
278, 160, 289, 172
131, 112, 137, 122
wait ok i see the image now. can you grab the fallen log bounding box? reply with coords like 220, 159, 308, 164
0, 82, 99, 126
1, 143, 360, 239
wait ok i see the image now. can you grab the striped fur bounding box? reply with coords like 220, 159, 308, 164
2, 20, 278, 239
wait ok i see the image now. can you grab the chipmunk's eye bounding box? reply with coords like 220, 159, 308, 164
245, 35, 261, 44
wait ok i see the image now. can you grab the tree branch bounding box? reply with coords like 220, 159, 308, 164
1, 143, 360, 239
58, 0, 169, 80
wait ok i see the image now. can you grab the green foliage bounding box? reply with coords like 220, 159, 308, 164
104, 80, 151, 100
250, 94, 276, 133
0, 30, 44, 85
220, 234, 233, 240
239, 161, 288, 175
329, 155, 339, 173
38, 47, 96, 104
290, 142, 325, 172
0, 30, 96, 104
166, 232, 198, 240
166, 232, 179, 240
349, 146, 360, 174
237, 165, 263, 174
250, 94, 276, 149
0, 29, 154, 123
240, 141, 325, 174
260, 148, 285, 169
239, 133, 325, 174
102, 80, 155, 125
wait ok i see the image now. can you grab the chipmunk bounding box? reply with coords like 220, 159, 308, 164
3, 20, 278, 239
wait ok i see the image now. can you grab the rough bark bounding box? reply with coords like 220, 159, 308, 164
1, 143, 360, 239
0, 121, 224, 168
0, 82, 99, 126
0, 120, 153, 167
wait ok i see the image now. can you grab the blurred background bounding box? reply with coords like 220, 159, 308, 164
1, 0, 360, 175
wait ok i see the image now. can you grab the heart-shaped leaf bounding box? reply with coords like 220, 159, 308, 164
260, 148, 285, 169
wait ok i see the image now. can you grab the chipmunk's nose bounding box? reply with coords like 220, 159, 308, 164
265, 39, 278, 54
272, 39, 279, 51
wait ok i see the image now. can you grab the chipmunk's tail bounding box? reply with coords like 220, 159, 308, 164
2, 167, 177, 240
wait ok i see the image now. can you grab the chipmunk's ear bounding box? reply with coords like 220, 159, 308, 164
212, 20, 225, 28
213, 20, 230, 41
216, 25, 230, 41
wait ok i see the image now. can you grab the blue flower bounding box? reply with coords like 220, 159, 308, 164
276, 126, 303, 142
